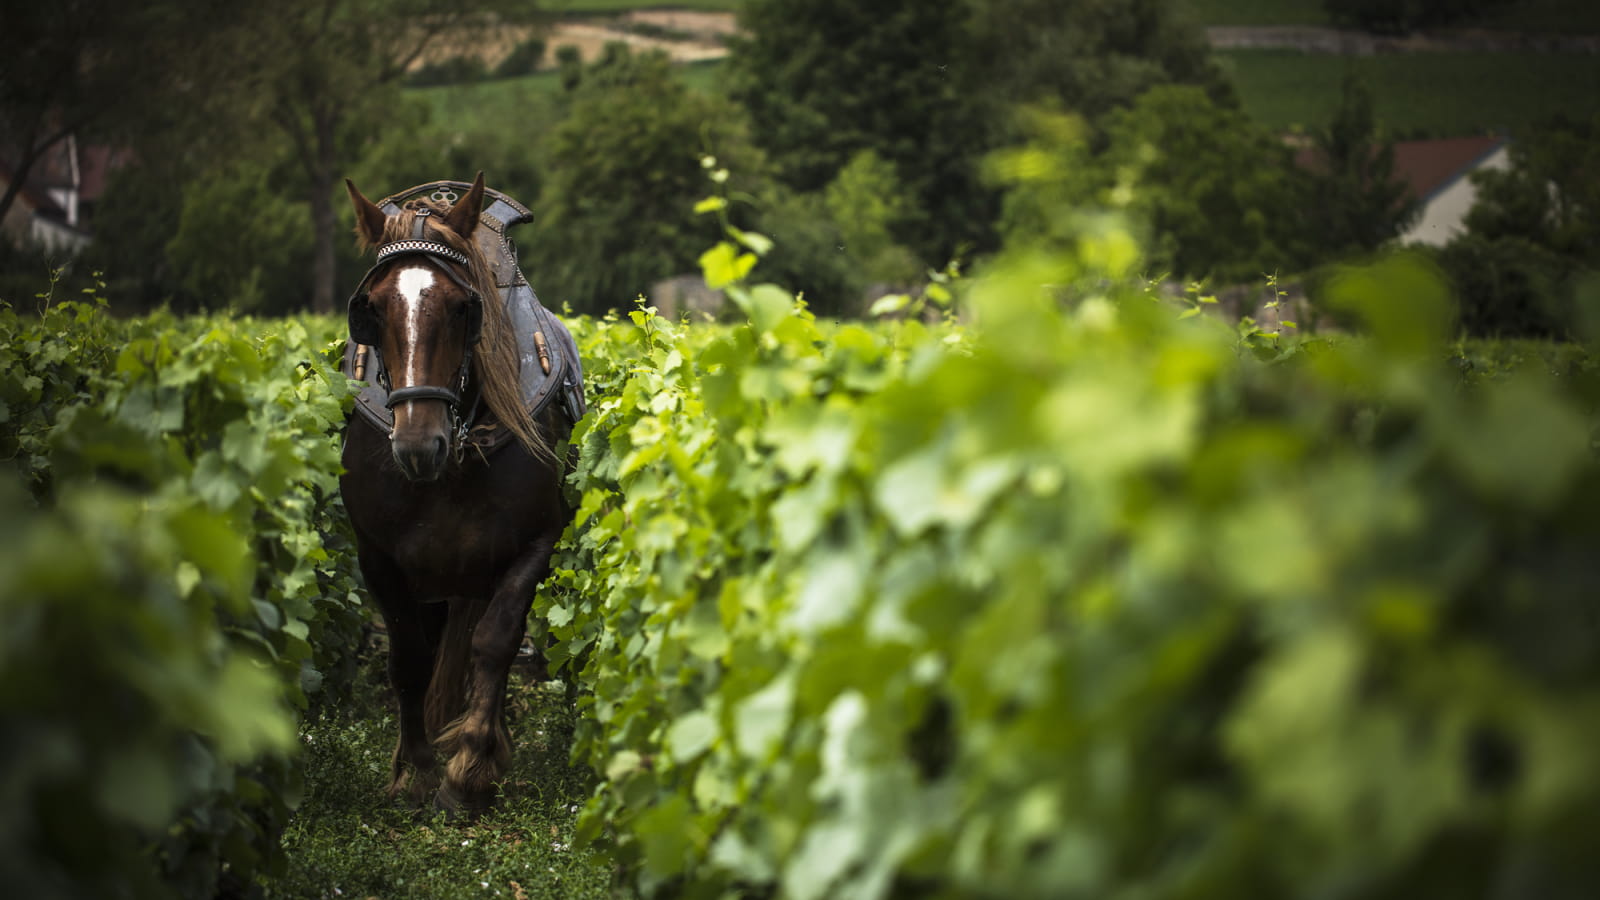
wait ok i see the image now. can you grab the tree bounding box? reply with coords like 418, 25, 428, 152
4, 0, 534, 313
1001, 86, 1310, 285
164, 162, 316, 314
1300, 73, 1416, 259
525, 48, 765, 315
967, 0, 1232, 127
727, 0, 1235, 271
242, 0, 533, 313
1437, 115, 1600, 337
751, 152, 923, 317
0, 0, 244, 227
727, 0, 993, 267
1463, 116, 1599, 262
821, 151, 922, 289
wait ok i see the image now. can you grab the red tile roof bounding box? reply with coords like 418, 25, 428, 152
1390, 135, 1507, 202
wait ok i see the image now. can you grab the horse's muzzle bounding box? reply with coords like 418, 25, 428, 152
392, 434, 448, 482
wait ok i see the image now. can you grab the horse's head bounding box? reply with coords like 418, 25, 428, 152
345, 173, 487, 482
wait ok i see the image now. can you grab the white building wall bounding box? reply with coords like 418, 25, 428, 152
29, 216, 89, 255
1400, 144, 1512, 247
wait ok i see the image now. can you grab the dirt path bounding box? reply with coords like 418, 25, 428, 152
540, 10, 736, 66
541, 21, 727, 65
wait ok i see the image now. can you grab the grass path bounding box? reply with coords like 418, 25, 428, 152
267, 648, 609, 900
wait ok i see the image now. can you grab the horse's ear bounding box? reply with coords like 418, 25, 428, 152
444, 171, 485, 239
345, 178, 387, 247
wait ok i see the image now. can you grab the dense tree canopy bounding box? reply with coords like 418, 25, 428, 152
526, 48, 765, 315
1301, 74, 1416, 259
1002, 85, 1309, 285
242, 0, 536, 312
968, 0, 1232, 125
15, 0, 535, 313
0, 0, 249, 226
1438, 115, 1600, 337
728, 0, 993, 268
726, 0, 1232, 273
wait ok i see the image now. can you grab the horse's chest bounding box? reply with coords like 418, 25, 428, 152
341, 423, 565, 599
385, 494, 531, 588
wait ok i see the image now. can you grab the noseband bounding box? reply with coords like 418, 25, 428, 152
347, 209, 486, 454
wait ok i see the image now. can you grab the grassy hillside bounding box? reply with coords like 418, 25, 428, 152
410, 4, 1600, 151
1182, 0, 1600, 29
412, 59, 726, 134
1221, 50, 1600, 135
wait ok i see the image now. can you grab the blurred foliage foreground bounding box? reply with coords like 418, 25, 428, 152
2, 194, 1599, 898
0, 293, 367, 899
546, 203, 1600, 898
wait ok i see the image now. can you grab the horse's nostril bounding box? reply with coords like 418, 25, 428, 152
391, 434, 448, 481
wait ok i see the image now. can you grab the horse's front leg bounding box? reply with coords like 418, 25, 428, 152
361, 548, 447, 806
435, 534, 558, 815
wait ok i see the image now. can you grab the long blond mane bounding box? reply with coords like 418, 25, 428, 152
366, 200, 553, 463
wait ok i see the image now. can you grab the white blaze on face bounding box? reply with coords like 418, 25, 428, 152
395, 266, 436, 384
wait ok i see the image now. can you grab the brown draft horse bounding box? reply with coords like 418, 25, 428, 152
339, 174, 571, 815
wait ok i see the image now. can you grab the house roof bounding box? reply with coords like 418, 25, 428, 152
0, 159, 67, 218
1292, 134, 1509, 203
1390, 135, 1508, 204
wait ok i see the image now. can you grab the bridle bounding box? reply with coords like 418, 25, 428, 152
347, 208, 486, 455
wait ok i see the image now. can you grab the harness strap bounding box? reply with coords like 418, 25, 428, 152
385, 385, 461, 409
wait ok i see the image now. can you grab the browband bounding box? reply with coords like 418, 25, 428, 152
376, 239, 469, 267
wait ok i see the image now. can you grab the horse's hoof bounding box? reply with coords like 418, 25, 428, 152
433, 787, 492, 822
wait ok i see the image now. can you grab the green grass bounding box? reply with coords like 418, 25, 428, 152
411, 73, 567, 140
1453, 337, 1596, 386
1179, 0, 1600, 29
415, 70, 566, 111
412, 59, 727, 135
267, 651, 609, 900
1220, 50, 1600, 135
675, 58, 728, 94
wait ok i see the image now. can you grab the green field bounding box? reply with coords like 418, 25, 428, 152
1180, 0, 1600, 29
421, 50, 1596, 142
411, 72, 566, 142
1220, 50, 1600, 135
412, 59, 727, 134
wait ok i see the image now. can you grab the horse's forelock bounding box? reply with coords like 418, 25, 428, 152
376, 200, 460, 247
